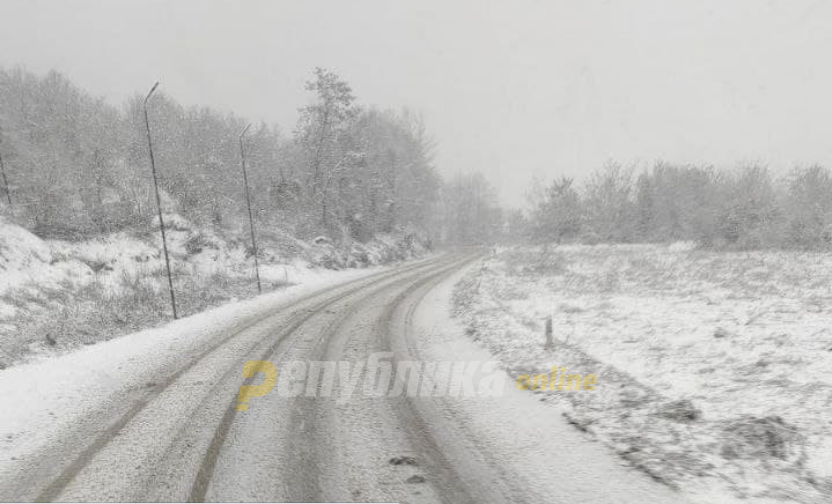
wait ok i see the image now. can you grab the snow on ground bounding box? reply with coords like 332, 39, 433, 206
0, 219, 90, 309
0, 264, 385, 471
453, 244, 832, 504
407, 261, 690, 504
0, 215, 429, 367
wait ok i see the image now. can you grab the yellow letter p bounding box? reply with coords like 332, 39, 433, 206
236, 360, 278, 411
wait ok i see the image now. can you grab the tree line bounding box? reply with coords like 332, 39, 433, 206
17, 64, 823, 252
0, 66, 489, 246
522, 162, 832, 249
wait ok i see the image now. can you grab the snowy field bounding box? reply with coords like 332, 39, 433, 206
453, 244, 832, 504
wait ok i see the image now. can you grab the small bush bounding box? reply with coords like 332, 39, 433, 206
720, 415, 803, 462
184, 232, 214, 255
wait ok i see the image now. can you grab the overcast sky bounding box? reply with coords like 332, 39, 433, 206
1, 0, 831, 206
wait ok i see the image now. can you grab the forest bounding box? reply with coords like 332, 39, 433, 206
0, 66, 503, 247
3, 66, 832, 252
522, 163, 832, 249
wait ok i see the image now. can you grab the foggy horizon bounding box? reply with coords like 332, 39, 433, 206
2, 0, 832, 207
2, 2, 832, 503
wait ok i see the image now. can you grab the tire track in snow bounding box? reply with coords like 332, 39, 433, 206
190, 254, 478, 502
30, 255, 456, 502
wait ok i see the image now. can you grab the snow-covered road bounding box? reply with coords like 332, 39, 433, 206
0, 253, 687, 503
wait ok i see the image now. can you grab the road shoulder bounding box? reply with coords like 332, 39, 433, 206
408, 261, 693, 504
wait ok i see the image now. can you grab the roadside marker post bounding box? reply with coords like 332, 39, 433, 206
545, 315, 554, 350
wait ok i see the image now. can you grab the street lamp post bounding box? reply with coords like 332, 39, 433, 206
239, 123, 262, 294
144, 82, 178, 319
0, 132, 12, 212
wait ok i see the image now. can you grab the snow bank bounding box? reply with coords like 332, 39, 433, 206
0, 218, 90, 304
0, 215, 430, 367
0, 263, 382, 469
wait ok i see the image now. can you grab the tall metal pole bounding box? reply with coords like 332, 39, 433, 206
239, 124, 262, 294
144, 82, 178, 319
0, 150, 12, 211
0, 131, 12, 213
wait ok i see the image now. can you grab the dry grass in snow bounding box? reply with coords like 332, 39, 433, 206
454, 244, 832, 504
0, 215, 427, 368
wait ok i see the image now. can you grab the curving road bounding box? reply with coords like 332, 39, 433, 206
0, 253, 687, 503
